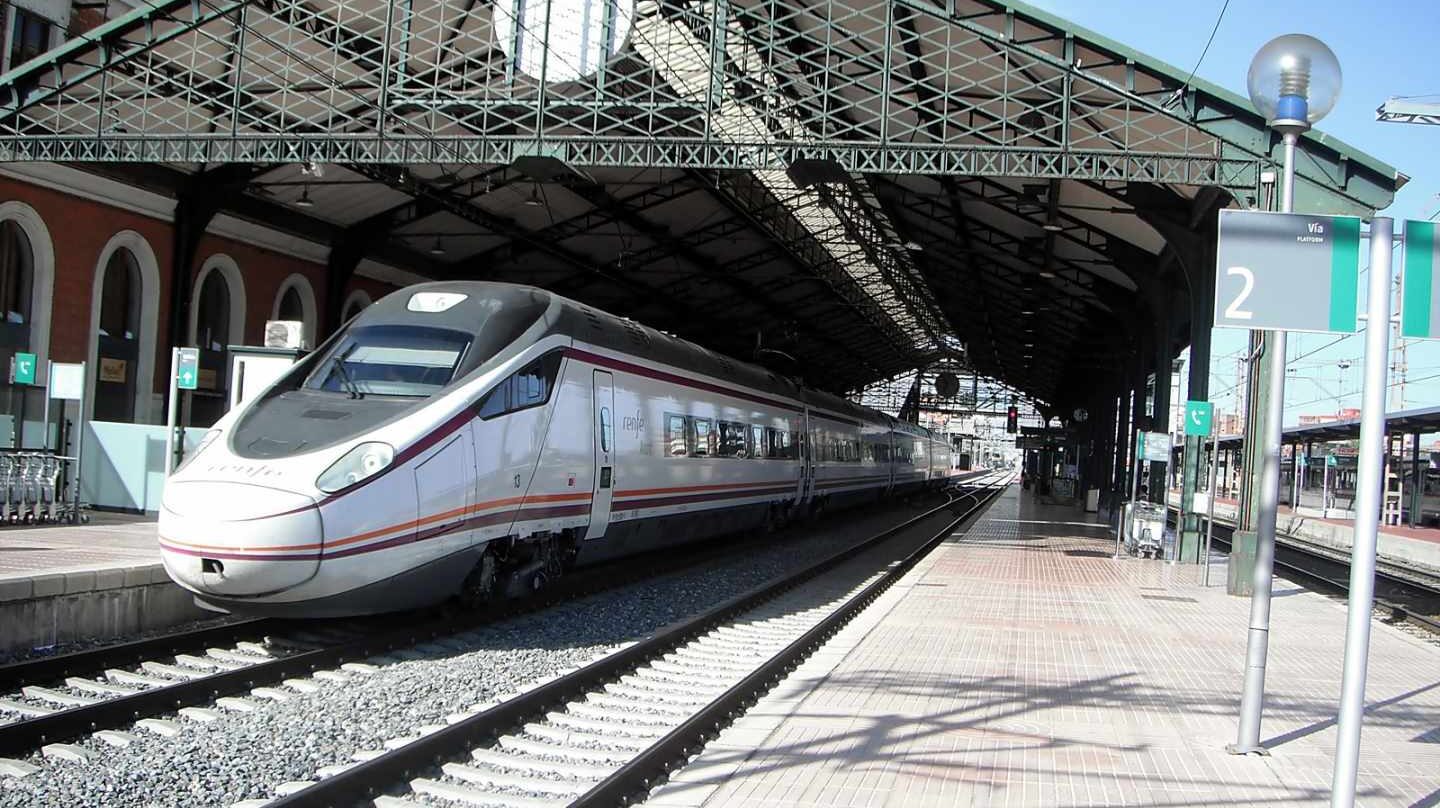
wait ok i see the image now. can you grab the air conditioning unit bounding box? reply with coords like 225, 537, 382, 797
264, 320, 307, 349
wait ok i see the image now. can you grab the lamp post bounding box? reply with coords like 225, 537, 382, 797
1230, 34, 1342, 757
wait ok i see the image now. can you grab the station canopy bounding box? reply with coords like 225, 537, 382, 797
0, 0, 1404, 408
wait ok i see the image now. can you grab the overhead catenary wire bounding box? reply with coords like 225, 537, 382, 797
1165, 0, 1231, 109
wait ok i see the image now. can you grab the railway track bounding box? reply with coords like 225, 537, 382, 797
256, 475, 1011, 808
0, 472, 1000, 777
1175, 510, 1440, 635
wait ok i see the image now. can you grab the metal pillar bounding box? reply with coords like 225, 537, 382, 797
1410, 432, 1422, 528
168, 193, 212, 356
323, 238, 366, 338
1180, 234, 1217, 563
1330, 217, 1394, 807
166, 165, 260, 354
1204, 434, 1220, 585
1230, 130, 1299, 755
1113, 390, 1131, 497
1149, 321, 1172, 504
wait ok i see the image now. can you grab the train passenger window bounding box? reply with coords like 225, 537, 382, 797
599, 406, 612, 452
751, 425, 765, 458
778, 430, 795, 460
689, 417, 714, 457
666, 414, 688, 456
717, 421, 747, 458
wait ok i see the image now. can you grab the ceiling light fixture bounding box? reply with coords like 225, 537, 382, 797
524, 183, 545, 208
429, 236, 446, 256
1042, 222, 1063, 233
296, 185, 314, 208
1038, 270, 1056, 278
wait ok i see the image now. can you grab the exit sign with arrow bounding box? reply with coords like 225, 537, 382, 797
176, 348, 199, 391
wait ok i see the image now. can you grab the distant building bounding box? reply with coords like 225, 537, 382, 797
1298, 408, 1362, 426
1215, 411, 1243, 436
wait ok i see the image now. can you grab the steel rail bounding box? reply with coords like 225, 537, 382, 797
270, 475, 1011, 807
0, 618, 275, 693
0, 480, 995, 759
1175, 511, 1440, 635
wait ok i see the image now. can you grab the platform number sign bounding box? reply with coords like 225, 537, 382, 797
1214, 210, 1362, 334
176, 348, 199, 391
1184, 400, 1213, 437
10, 352, 36, 385
1402, 220, 1440, 339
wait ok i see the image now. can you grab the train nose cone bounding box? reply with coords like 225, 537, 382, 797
159, 482, 322, 597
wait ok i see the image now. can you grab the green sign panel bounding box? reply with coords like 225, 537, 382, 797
1327, 454, 1338, 468
1402, 220, 1439, 339
1184, 400, 1213, 437
1137, 431, 1171, 463
1214, 210, 1362, 334
11, 352, 36, 385
176, 348, 199, 391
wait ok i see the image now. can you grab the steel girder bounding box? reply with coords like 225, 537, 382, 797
0, 0, 1339, 199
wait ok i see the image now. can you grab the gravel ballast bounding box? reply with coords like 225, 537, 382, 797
0, 497, 946, 808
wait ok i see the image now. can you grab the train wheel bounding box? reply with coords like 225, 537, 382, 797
457, 552, 497, 610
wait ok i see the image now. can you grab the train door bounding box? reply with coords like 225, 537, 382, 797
414, 425, 475, 539
584, 371, 616, 540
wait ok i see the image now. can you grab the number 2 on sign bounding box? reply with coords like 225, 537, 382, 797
1224, 265, 1255, 321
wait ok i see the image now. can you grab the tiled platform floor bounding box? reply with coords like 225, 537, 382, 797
0, 517, 160, 589
648, 486, 1440, 808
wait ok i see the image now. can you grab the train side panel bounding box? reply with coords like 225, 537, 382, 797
565, 344, 803, 564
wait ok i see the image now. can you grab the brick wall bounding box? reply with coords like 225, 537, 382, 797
0, 173, 404, 419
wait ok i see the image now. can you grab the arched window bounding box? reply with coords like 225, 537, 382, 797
196, 270, 230, 352
93, 247, 142, 422
270, 274, 317, 349
341, 290, 371, 323
187, 263, 240, 428
0, 203, 54, 448
278, 286, 304, 323
0, 219, 32, 328
98, 249, 140, 340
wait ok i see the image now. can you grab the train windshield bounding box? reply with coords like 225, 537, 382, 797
303, 325, 472, 398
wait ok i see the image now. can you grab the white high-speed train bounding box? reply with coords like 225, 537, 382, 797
159, 282, 954, 617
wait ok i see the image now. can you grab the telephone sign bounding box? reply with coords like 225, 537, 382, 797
1184, 400, 1213, 437
11, 352, 36, 385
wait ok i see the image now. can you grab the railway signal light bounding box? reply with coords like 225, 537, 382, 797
1005, 406, 1018, 434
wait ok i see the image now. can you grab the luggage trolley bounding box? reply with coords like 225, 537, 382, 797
0, 451, 87, 524
1126, 500, 1167, 559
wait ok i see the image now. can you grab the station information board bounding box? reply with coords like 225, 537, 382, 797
1402, 219, 1439, 339
1214, 210, 1362, 334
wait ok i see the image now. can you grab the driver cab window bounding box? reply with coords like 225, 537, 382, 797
476, 352, 564, 419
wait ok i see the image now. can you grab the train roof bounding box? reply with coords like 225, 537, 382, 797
377, 282, 942, 441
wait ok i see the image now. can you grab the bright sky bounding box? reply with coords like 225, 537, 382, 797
1027, 0, 1440, 428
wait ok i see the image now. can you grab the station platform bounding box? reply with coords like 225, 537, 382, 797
649, 486, 1440, 808
0, 516, 205, 657
1171, 492, 1440, 578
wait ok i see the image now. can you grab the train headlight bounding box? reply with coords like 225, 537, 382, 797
316, 442, 394, 493
175, 429, 221, 473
